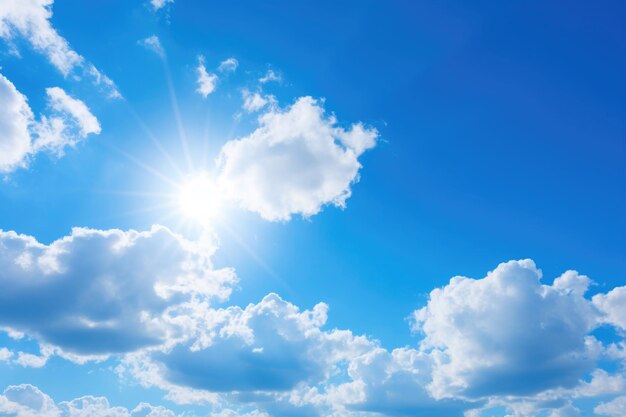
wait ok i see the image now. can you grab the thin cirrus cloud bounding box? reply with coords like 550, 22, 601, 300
217, 96, 379, 221
0, 384, 176, 417
259, 69, 281, 84
0, 73, 101, 173
139, 35, 165, 58
218, 57, 239, 73
0, 0, 121, 98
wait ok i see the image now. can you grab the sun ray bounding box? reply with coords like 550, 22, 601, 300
103, 142, 179, 188
125, 101, 185, 180
162, 57, 194, 173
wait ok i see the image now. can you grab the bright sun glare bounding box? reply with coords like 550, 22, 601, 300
177, 172, 222, 223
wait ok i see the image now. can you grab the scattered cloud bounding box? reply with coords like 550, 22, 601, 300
218, 58, 239, 73
0, 0, 120, 97
196, 56, 218, 98
149, 0, 175, 11
241, 89, 275, 113
259, 69, 281, 84
217, 96, 378, 221
0, 384, 177, 417
139, 35, 165, 58
0, 73, 101, 173
0, 348, 12, 362
595, 395, 626, 417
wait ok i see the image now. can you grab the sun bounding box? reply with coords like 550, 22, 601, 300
177, 172, 223, 223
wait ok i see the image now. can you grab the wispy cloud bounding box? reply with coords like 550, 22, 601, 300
139, 35, 165, 57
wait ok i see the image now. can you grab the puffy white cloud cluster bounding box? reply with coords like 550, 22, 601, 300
2, 224, 626, 417
0, 0, 121, 97
217, 96, 378, 221
413, 260, 600, 399
0, 74, 101, 173
0, 384, 176, 417
0, 226, 236, 357
119, 293, 374, 404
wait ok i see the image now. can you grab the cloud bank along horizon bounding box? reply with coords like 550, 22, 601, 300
0, 1, 625, 417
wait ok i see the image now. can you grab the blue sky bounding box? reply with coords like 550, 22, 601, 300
0, 1, 625, 416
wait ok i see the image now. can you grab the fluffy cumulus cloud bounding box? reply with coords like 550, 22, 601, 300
3, 227, 626, 417
0, 0, 120, 97
0, 226, 236, 357
593, 286, 626, 331
120, 294, 374, 403
196, 56, 218, 98
217, 96, 378, 221
0, 73, 101, 173
0, 384, 176, 417
327, 347, 472, 417
413, 260, 600, 400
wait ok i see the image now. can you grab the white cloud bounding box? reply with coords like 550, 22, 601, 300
85, 64, 122, 99
593, 286, 626, 331
120, 293, 373, 403
218, 58, 238, 73
0, 73, 33, 173
0, 0, 120, 97
196, 56, 218, 98
413, 260, 600, 400
241, 90, 275, 113
45, 87, 101, 136
327, 347, 472, 416
0, 0, 82, 75
0, 384, 177, 417
0, 226, 236, 358
0, 347, 12, 361
0, 73, 101, 172
259, 70, 280, 84
149, 0, 174, 11
140, 35, 165, 58
217, 96, 378, 221
595, 395, 626, 417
